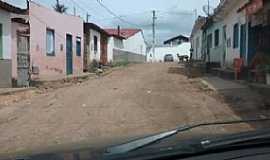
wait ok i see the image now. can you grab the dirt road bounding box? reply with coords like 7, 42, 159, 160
0, 63, 256, 155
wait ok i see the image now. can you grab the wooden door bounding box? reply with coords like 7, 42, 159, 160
100, 35, 108, 65
17, 34, 30, 87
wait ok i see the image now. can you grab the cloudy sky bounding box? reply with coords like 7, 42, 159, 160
5, 0, 219, 44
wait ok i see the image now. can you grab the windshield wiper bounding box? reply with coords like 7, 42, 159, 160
104, 118, 270, 155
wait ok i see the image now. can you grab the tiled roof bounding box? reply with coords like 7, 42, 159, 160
0, 0, 27, 14
104, 28, 141, 39
84, 23, 108, 36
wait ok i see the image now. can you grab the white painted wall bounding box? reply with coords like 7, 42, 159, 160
191, 30, 203, 60
0, 9, 12, 59
123, 31, 146, 55
221, 0, 248, 68
89, 29, 101, 62
147, 42, 191, 62
107, 36, 124, 63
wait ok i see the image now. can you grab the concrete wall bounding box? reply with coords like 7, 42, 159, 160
113, 48, 146, 63
123, 31, 146, 55
29, 2, 84, 79
107, 37, 124, 63
89, 29, 101, 62
147, 42, 191, 62
0, 9, 12, 60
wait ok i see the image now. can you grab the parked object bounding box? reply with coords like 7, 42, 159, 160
234, 58, 244, 80
164, 54, 174, 62
147, 42, 190, 62
177, 54, 189, 62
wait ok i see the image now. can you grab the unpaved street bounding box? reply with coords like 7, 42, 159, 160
0, 63, 261, 156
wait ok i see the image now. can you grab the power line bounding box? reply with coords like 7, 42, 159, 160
96, 0, 141, 28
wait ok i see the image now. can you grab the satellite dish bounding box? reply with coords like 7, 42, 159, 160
203, 5, 215, 16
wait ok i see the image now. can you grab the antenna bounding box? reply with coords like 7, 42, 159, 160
203, 5, 214, 16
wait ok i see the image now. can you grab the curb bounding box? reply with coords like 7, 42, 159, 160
0, 87, 35, 96
199, 79, 217, 91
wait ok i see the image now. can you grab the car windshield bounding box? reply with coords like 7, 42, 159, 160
0, 0, 270, 159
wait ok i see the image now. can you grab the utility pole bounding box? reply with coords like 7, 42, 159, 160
73, 6, 76, 16
207, 0, 210, 16
86, 13, 91, 22
152, 10, 157, 62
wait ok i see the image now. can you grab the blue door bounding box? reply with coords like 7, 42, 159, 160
240, 24, 247, 60
66, 34, 73, 75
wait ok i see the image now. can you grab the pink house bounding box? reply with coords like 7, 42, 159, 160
2, 1, 84, 87
29, 2, 84, 80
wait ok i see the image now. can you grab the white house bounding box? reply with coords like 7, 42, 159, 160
106, 34, 125, 63
105, 28, 147, 63
212, 0, 249, 68
0, 1, 28, 87
190, 16, 206, 60
147, 42, 191, 62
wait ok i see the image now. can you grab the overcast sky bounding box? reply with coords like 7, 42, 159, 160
5, 0, 219, 44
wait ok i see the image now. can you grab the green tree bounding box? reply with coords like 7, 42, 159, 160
53, 0, 68, 13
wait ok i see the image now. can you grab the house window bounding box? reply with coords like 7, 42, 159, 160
46, 28, 55, 56
94, 36, 98, 52
214, 29, 219, 47
233, 23, 239, 48
207, 33, 213, 49
76, 37, 81, 56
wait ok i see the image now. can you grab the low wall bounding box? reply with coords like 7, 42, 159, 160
113, 49, 146, 63
0, 59, 12, 88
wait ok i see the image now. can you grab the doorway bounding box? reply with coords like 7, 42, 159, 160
240, 23, 247, 61
100, 34, 108, 65
17, 33, 30, 87
66, 34, 73, 75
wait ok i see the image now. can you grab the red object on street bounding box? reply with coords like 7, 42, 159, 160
234, 58, 244, 80
234, 58, 244, 72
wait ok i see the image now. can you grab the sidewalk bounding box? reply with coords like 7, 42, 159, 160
33, 72, 96, 82
200, 76, 247, 91
199, 76, 270, 125
0, 87, 34, 95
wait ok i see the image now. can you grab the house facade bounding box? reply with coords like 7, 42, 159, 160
213, 0, 249, 68
105, 28, 146, 63
29, 2, 84, 79
190, 16, 206, 61
84, 23, 109, 70
0, 1, 29, 87
193, 0, 250, 69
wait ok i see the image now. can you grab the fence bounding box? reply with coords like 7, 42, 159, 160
113, 49, 146, 63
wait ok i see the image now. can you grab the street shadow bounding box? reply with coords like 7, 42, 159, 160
218, 88, 270, 129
